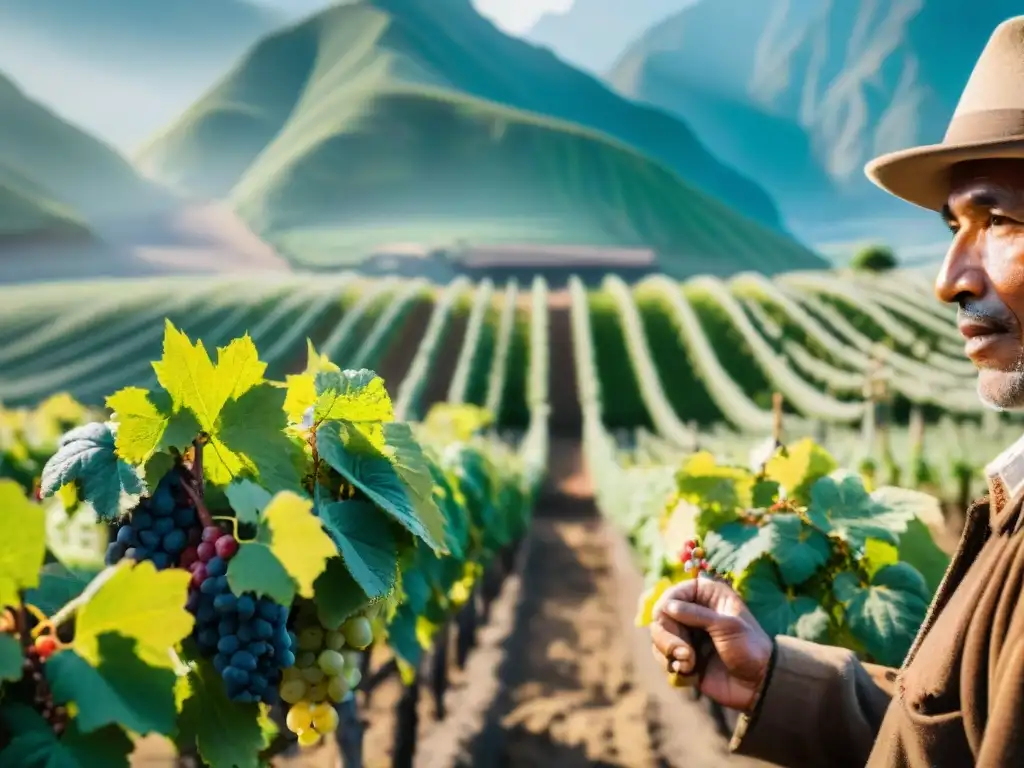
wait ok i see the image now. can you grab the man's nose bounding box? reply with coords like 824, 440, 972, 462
934, 234, 985, 305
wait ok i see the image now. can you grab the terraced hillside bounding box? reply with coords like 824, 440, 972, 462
135, 0, 823, 275
0, 267, 1006, 501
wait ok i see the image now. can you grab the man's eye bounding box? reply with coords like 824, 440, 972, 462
989, 214, 1013, 227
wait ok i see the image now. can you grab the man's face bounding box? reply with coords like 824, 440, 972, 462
936, 159, 1024, 410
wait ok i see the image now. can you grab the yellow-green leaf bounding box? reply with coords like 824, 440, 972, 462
635, 577, 673, 627
226, 492, 337, 606
765, 439, 838, 504
74, 561, 193, 669
152, 321, 221, 431
214, 334, 266, 402
0, 480, 46, 608
106, 387, 168, 464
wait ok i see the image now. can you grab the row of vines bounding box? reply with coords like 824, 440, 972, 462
0, 277, 551, 765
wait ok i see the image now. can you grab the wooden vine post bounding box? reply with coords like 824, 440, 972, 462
391, 664, 421, 768
455, 589, 478, 670
429, 620, 451, 719
772, 392, 784, 448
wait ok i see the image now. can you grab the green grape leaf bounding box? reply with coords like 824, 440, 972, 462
897, 517, 949, 595
764, 439, 837, 504
74, 561, 193, 670
0, 480, 46, 607
24, 563, 93, 616
208, 383, 303, 492
832, 563, 931, 666
751, 480, 781, 508
46, 637, 177, 736
39, 422, 143, 521
312, 369, 394, 454
227, 492, 336, 606
312, 557, 372, 630
400, 566, 432, 615
319, 499, 399, 599
0, 704, 132, 767
760, 515, 832, 586
176, 656, 264, 768
807, 473, 916, 548
317, 422, 446, 552
704, 522, 769, 575
862, 538, 900, 579
742, 560, 830, 642
224, 479, 273, 527
385, 422, 448, 552
387, 604, 423, 669
675, 453, 751, 535
0, 633, 22, 681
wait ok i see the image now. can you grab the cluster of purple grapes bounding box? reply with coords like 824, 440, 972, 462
186, 525, 295, 704
106, 470, 199, 570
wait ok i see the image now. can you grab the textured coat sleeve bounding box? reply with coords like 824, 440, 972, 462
728, 636, 893, 768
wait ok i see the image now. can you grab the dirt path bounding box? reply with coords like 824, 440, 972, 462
419, 308, 470, 411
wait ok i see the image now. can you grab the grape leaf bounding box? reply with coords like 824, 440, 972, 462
153, 323, 264, 430
312, 369, 394, 455
764, 439, 837, 504
211, 383, 303, 492
862, 538, 900, 579
760, 515, 831, 586
400, 565, 432, 615
0, 480, 46, 608
313, 558, 372, 629
319, 499, 399, 599
0, 704, 132, 767
807, 473, 916, 547
283, 341, 341, 423
385, 422, 448, 552
46, 636, 177, 736
0, 633, 22, 681
105, 387, 169, 464
39, 422, 143, 521
751, 480, 781, 508
24, 563, 93, 616
176, 657, 264, 768
317, 421, 446, 552
833, 563, 931, 666
897, 517, 949, 594
225, 479, 273, 527
742, 560, 830, 642
635, 577, 674, 627
676, 453, 751, 534
704, 522, 767, 575
388, 604, 423, 669
227, 492, 337, 606
74, 561, 193, 670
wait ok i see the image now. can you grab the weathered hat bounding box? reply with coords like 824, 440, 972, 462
865, 15, 1024, 211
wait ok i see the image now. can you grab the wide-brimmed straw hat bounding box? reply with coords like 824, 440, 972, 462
865, 15, 1024, 211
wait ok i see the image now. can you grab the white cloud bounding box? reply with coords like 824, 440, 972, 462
471, 0, 574, 34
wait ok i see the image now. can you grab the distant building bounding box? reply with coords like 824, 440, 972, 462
359, 243, 456, 282
359, 241, 659, 286
450, 243, 659, 287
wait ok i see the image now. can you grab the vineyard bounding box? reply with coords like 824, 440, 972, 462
0, 265, 1003, 766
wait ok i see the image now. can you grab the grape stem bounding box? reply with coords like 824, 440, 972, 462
180, 437, 214, 529
47, 565, 118, 630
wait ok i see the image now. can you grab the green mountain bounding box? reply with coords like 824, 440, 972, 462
0, 71, 168, 242
137, 0, 824, 276
608, 0, 1021, 257
0, 0, 284, 148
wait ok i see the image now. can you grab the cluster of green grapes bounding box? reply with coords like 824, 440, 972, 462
279, 603, 378, 747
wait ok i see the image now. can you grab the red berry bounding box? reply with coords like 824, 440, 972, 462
180, 547, 199, 569
197, 541, 216, 562
202, 526, 223, 543
215, 536, 239, 560
189, 564, 208, 589
700, 561, 710, 571
35, 635, 58, 659
679, 549, 692, 563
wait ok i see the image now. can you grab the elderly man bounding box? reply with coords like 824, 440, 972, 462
651, 14, 1024, 768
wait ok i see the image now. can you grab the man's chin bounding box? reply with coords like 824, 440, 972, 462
977, 370, 1024, 411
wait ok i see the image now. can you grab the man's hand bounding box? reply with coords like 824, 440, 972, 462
650, 576, 774, 713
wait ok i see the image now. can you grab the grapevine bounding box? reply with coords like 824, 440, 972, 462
0, 322, 539, 767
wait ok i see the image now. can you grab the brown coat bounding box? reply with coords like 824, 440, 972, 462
728, 479, 1024, 767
